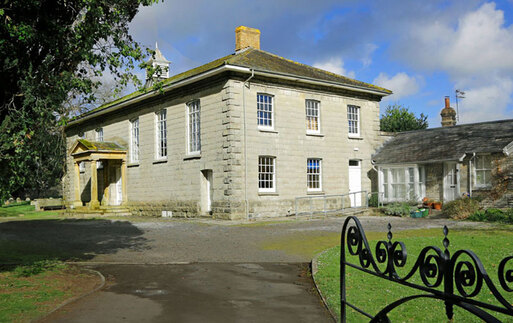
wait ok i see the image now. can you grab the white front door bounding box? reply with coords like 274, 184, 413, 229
349, 160, 362, 207
444, 162, 459, 202
201, 169, 213, 214
109, 166, 122, 206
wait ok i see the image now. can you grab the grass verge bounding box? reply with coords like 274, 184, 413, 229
0, 203, 62, 220
0, 262, 99, 322
314, 228, 513, 322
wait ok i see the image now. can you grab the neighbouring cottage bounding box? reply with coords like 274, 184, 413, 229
373, 97, 513, 207
63, 26, 392, 219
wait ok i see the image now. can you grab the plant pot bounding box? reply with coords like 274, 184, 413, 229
427, 202, 434, 209
433, 203, 442, 210
420, 208, 429, 217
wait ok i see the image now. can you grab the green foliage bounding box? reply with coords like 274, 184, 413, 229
442, 198, 481, 219
0, 0, 159, 201
14, 260, 65, 278
468, 208, 513, 224
383, 202, 413, 217
380, 104, 428, 132
368, 194, 379, 207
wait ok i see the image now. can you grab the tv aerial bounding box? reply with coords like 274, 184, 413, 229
455, 89, 465, 122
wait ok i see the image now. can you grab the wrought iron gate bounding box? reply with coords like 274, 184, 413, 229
340, 216, 513, 322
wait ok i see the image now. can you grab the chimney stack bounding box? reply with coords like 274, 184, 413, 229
235, 26, 260, 52
440, 96, 457, 127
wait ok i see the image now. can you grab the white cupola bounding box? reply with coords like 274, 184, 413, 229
145, 42, 171, 86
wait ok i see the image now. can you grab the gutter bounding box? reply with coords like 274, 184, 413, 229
242, 69, 254, 220
68, 64, 390, 127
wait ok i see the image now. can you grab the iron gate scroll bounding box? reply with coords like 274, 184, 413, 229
340, 216, 513, 322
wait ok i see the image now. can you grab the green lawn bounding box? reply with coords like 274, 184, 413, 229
0, 263, 98, 322
0, 203, 62, 219
314, 228, 513, 322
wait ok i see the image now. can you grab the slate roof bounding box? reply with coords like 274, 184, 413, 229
74, 48, 391, 122
372, 119, 513, 164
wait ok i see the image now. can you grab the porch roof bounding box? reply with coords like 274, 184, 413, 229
372, 119, 513, 165
70, 139, 127, 161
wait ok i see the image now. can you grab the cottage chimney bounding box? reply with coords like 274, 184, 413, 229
145, 42, 171, 87
440, 96, 457, 127
235, 26, 260, 52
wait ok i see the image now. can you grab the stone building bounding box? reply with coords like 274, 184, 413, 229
373, 98, 513, 207
63, 26, 392, 219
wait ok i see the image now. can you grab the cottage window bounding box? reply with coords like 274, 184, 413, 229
156, 109, 167, 159
380, 166, 425, 202
187, 100, 201, 154
95, 128, 104, 142
258, 156, 276, 192
348, 105, 360, 136
257, 94, 274, 129
475, 155, 492, 188
130, 118, 139, 163
307, 158, 322, 191
79, 161, 85, 172
306, 100, 320, 133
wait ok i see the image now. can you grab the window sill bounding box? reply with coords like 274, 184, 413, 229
348, 135, 363, 140
184, 153, 201, 160
307, 191, 325, 195
258, 128, 278, 134
258, 191, 279, 196
153, 159, 168, 164
127, 163, 140, 168
306, 132, 324, 137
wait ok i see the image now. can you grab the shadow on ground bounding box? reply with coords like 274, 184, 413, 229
0, 219, 148, 270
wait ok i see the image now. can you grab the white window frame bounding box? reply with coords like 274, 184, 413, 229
258, 156, 276, 192
347, 105, 360, 137
305, 100, 320, 134
130, 118, 139, 163
155, 109, 167, 160
187, 100, 201, 155
257, 94, 274, 130
307, 158, 322, 191
474, 155, 492, 189
379, 165, 426, 203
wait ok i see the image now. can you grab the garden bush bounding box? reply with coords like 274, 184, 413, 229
383, 202, 413, 217
442, 198, 481, 220
468, 208, 513, 224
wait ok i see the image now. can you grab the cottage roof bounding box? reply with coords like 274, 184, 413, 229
372, 119, 513, 164
70, 48, 391, 125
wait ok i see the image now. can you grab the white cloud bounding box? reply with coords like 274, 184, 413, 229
373, 72, 420, 100
455, 77, 513, 123
313, 57, 355, 78
391, 2, 513, 123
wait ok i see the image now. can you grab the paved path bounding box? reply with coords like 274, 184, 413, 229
43, 263, 331, 323
1, 215, 494, 322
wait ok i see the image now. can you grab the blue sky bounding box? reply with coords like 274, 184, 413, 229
128, 0, 513, 127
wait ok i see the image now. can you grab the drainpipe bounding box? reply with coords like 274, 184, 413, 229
243, 69, 254, 220
469, 152, 476, 197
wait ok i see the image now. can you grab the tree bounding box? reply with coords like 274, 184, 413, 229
0, 0, 157, 201
380, 104, 428, 132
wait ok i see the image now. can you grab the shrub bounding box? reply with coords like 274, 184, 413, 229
368, 194, 379, 207
383, 202, 413, 217
442, 198, 481, 220
14, 260, 64, 277
468, 208, 513, 224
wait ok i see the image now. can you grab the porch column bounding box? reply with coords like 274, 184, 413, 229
73, 161, 82, 207
102, 161, 109, 206
90, 160, 100, 209
121, 159, 127, 205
